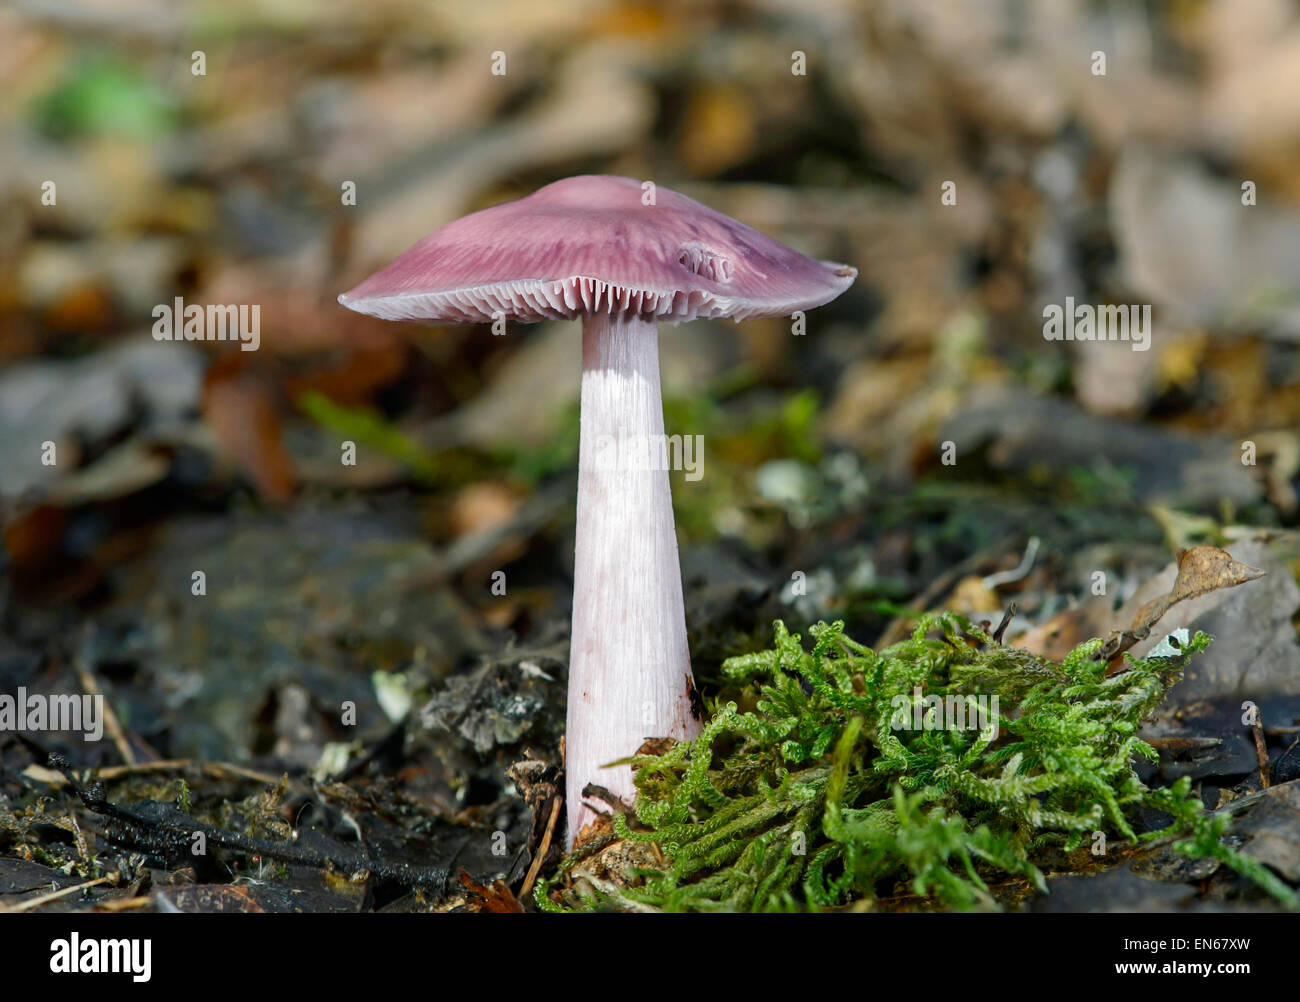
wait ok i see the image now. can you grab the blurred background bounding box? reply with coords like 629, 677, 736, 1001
2, 0, 1299, 828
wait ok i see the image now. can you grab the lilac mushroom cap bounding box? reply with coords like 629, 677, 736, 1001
337, 174, 855, 324
339, 175, 855, 848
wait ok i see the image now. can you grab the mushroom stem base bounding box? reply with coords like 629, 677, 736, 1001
566, 312, 701, 848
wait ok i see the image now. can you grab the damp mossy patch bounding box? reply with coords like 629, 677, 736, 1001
538, 614, 1297, 912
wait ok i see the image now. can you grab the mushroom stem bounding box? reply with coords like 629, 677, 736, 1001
566, 311, 701, 846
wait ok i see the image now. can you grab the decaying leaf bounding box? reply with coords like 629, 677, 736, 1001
201, 355, 296, 503
507, 755, 563, 869
1133, 545, 1267, 630
1100, 545, 1266, 662
457, 869, 525, 913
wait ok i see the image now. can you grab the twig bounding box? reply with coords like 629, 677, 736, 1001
29, 758, 281, 787
46, 755, 455, 892
992, 603, 1017, 645
1, 873, 119, 914
520, 794, 561, 898
581, 783, 632, 816
93, 896, 153, 912
1251, 717, 1271, 789
981, 537, 1040, 590
72, 655, 135, 765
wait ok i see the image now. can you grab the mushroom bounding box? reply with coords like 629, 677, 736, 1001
338, 175, 855, 846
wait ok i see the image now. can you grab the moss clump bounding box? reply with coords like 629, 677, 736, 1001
538, 614, 1296, 912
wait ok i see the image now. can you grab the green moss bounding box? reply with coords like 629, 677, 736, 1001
538, 615, 1297, 912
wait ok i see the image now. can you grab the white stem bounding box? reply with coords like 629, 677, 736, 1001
566, 312, 701, 847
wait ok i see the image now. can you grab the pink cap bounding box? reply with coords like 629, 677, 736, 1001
338, 175, 855, 324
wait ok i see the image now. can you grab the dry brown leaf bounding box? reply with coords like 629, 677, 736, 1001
457, 870, 525, 913
1014, 598, 1113, 662
1132, 545, 1267, 633
1099, 544, 1266, 663
201, 354, 295, 503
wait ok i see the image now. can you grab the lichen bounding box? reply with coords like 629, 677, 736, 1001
537, 614, 1297, 912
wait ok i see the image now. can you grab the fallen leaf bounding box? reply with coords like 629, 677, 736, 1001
457, 869, 525, 913
1132, 545, 1267, 633
1099, 544, 1267, 663
201, 354, 295, 502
